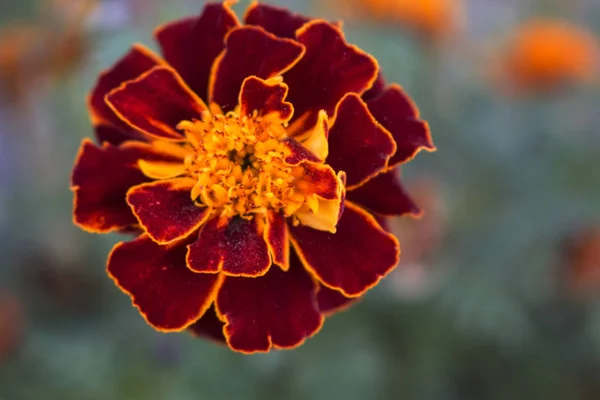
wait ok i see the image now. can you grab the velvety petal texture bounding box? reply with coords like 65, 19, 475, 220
216, 254, 322, 353
72, 1, 434, 354
108, 235, 222, 331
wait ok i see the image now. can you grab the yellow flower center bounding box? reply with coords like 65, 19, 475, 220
178, 111, 317, 219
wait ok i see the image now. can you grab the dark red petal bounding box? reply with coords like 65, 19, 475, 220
317, 284, 357, 315
106, 66, 207, 140
284, 21, 378, 131
327, 93, 396, 188
187, 217, 271, 277
346, 169, 422, 217
282, 138, 321, 165
94, 123, 137, 146
107, 234, 222, 331
127, 178, 210, 244
71, 139, 180, 233
188, 306, 226, 344
290, 202, 399, 297
88, 44, 163, 136
216, 252, 322, 353
243, 2, 310, 39
154, 2, 239, 101
301, 162, 340, 200
366, 85, 435, 167
265, 211, 290, 270
239, 76, 292, 121
209, 26, 304, 112
362, 72, 386, 101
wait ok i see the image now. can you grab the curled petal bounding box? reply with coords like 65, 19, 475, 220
298, 162, 340, 200
127, 178, 211, 244
282, 138, 321, 165
209, 26, 305, 111
137, 159, 186, 180
71, 139, 180, 233
290, 202, 399, 297
215, 252, 323, 353
189, 306, 226, 344
187, 217, 271, 277
239, 76, 292, 122
327, 93, 396, 188
106, 66, 208, 140
284, 21, 378, 131
295, 171, 346, 233
362, 72, 386, 101
347, 169, 422, 217
94, 123, 136, 146
244, 2, 311, 39
264, 211, 290, 271
155, 1, 239, 100
89, 44, 163, 137
107, 235, 223, 331
366, 85, 435, 167
289, 110, 329, 161
317, 284, 357, 315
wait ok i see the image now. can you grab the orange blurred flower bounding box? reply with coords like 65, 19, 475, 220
350, 0, 464, 41
0, 291, 24, 364
563, 226, 600, 297
497, 19, 600, 93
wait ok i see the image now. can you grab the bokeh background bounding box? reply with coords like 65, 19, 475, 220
1, 0, 600, 398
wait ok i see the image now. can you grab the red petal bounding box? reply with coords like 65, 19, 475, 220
366, 85, 435, 167
209, 26, 304, 112
216, 253, 323, 353
284, 21, 378, 131
88, 44, 162, 137
290, 202, 399, 297
94, 123, 135, 146
264, 211, 290, 270
154, 2, 239, 100
107, 234, 223, 331
282, 138, 321, 165
239, 76, 292, 121
243, 2, 310, 39
301, 162, 340, 200
71, 139, 180, 233
187, 217, 271, 277
327, 93, 396, 188
346, 169, 422, 217
362, 72, 386, 101
317, 284, 357, 315
106, 66, 208, 140
127, 178, 210, 244
188, 306, 226, 344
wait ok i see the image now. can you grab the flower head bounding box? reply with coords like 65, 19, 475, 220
71, 1, 435, 353
496, 19, 599, 93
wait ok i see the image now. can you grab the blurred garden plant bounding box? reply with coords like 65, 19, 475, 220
70, 1, 435, 354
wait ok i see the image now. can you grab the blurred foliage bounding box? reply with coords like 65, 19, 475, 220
1, 0, 600, 399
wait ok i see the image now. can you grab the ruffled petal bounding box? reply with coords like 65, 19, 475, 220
346, 169, 422, 217
239, 76, 292, 122
154, 1, 239, 100
88, 44, 163, 138
71, 139, 180, 233
187, 217, 271, 277
317, 284, 357, 315
366, 85, 435, 167
290, 202, 399, 297
107, 234, 223, 331
264, 211, 290, 271
188, 306, 226, 344
288, 110, 329, 160
215, 252, 323, 353
327, 93, 396, 188
244, 2, 311, 39
106, 66, 208, 140
209, 26, 304, 112
282, 138, 321, 165
126, 178, 210, 244
94, 123, 135, 146
284, 21, 378, 131
362, 72, 386, 101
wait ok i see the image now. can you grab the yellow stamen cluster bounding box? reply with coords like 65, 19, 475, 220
178, 111, 313, 219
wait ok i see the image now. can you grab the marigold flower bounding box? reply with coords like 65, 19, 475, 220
351, 0, 463, 41
71, 1, 435, 353
497, 19, 600, 93
562, 226, 600, 297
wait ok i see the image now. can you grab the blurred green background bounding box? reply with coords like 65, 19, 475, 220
1, 0, 600, 399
